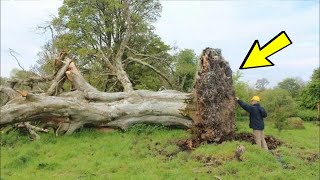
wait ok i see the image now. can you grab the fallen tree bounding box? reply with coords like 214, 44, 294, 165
1, 48, 233, 136
0, 48, 282, 149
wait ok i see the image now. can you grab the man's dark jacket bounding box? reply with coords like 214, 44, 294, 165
237, 100, 267, 130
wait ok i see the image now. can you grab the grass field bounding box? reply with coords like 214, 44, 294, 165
1, 120, 319, 180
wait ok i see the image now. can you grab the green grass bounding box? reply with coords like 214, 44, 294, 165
1, 121, 319, 180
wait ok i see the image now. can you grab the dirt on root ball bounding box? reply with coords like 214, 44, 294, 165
190, 47, 236, 148
179, 47, 281, 151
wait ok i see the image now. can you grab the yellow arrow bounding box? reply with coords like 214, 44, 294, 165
240, 31, 292, 69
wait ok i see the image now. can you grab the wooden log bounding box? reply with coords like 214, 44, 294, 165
0, 47, 235, 137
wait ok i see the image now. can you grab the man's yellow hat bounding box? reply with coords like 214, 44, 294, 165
251, 96, 260, 101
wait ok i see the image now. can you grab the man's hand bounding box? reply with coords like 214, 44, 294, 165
236, 97, 239, 101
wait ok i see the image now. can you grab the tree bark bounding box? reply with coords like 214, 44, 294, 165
0, 48, 236, 139
0, 90, 193, 133
0, 55, 194, 134
112, 1, 134, 92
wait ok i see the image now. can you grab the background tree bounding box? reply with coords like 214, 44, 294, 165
255, 78, 269, 91
48, 0, 171, 92
8, 69, 40, 90
277, 77, 304, 98
233, 71, 253, 118
0, 77, 8, 86
171, 49, 197, 92
258, 89, 297, 131
124, 34, 172, 91
300, 68, 320, 110
233, 71, 252, 100
32, 42, 57, 76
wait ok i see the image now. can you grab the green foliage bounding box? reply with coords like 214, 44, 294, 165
174, 49, 197, 76
0, 76, 8, 86
47, 0, 170, 91
286, 117, 305, 129
259, 89, 297, 117
10, 68, 38, 80
297, 109, 318, 121
233, 71, 253, 117
126, 123, 167, 135
172, 49, 197, 92
133, 75, 162, 90
32, 42, 56, 77
8, 68, 53, 92
273, 107, 289, 131
34, 0, 172, 92
0, 130, 31, 147
1, 121, 319, 179
258, 89, 297, 131
233, 71, 252, 100
300, 68, 320, 110
277, 77, 304, 98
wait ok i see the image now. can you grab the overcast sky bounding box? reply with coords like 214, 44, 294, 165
1, 0, 319, 87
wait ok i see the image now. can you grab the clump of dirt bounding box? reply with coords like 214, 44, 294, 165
233, 132, 282, 150
194, 155, 224, 167
305, 153, 320, 162
177, 132, 282, 151
297, 151, 320, 162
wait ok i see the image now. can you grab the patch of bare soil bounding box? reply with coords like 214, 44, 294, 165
296, 151, 320, 162
233, 132, 282, 150
305, 153, 320, 162
194, 155, 225, 167
176, 132, 282, 151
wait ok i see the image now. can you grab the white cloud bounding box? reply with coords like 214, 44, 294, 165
1, 1, 319, 87
1, 0, 63, 77
155, 1, 319, 86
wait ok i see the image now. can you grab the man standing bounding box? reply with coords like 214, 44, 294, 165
236, 96, 268, 150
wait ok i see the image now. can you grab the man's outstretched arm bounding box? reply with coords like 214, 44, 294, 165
236, 98, 252, 113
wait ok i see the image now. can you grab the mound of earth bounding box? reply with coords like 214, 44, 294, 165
233, 132, 282, 150
177, 132, 282, 151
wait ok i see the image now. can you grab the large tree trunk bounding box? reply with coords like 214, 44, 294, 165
0, 48, 235, 139
0, 57, 194, 134
0, 89, 193, 134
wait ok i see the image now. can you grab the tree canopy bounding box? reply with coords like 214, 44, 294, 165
300, 68, 320, 110
35, 0, 174, 92
255, 78, 269, 91
277, 77, 304, 98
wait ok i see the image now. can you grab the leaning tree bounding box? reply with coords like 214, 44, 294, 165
38, 0, 172, 93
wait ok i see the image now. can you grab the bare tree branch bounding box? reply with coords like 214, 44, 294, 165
112, 1, 134, 92
127, 57, 173, 88
9, 48, 26, 71
108, 80, 119, 92
36, 24, 54, 40
98, 47, 116, 72
125, 45, 174, 73
126, 45, 167, 61
47, 58, 73, 96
